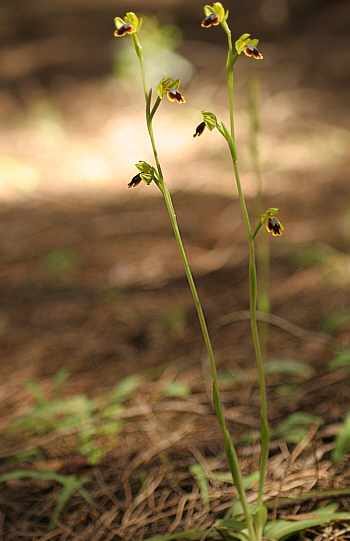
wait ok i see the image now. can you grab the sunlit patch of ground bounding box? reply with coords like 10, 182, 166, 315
0, 49, 349, 202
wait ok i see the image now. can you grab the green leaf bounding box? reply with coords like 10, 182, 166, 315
39, 394, 93, 420
264, 505, 350, 540
213, 470, 258, 487
53, 368, 70, 395
102, 420, 122, 436
216, 519, 247, 532
157, 304, 188, 334
163, 381, 191, 398
215, 519, 250, 541
0, 470, 93, 531
43, 248, 81, 275
253, 504, 267, 540
266, 358, 315, 378
328, 349, 350, 370
189, 464, 209, 507
321, 309, 350, 333
24, 380, 47, 404
272, 412, 323, 443
332, 410, 350, 463
110, 373, 145, 403
146, 88, 153, 120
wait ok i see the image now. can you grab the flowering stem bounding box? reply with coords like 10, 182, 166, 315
252, 221, 263, 240
220, 28, 270, 509
131, 30, 257, 541
232, 160, 269, 509
222, 21, 238, 141
249, 77, 270, 366
132, 34, 147, 102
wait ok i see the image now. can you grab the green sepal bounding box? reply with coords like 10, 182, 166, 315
235, 34, 261, 54
114, 17, 125, 29
170, 78, 180, 90
156, 81, 165, 100
212, 2, 225, 18
156, 77, 180, 99
140, 174, 153, 185
222, 9, 229, 23
260, 207, 279, 224
135, 160, 157, 185
201, 111, 217, 131
114, 12, 141, 34
203, 2, 228, 22
235, 33, 250, 54
203, 4, 215, 17
125, 12, 139, 29
137, 17, 143, 33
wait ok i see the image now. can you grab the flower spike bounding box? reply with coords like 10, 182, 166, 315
156, 78, 186, 104
114, 12, 142, 37
255, 208, 284, 237
114, 23, 133, 37
235, 34, 263, 59
167, 88, 186, 104
201, 111, 218, 131
266, 217, 284, 236
128, 173, 142, 188
244, 44, 263, 59
193, 121, 206, 138
128, 161, 158, 188
201, 13, 220, 28
201, 2, 229, 27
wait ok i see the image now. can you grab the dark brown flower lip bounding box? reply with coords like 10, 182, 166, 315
244, 44, 263, 59
128, 173, 142, 188
266, 217, 283, 236
166, 88, 186, 104
201, 13, 220, 28
114, 23, 133, 37
193, 121, 206, 138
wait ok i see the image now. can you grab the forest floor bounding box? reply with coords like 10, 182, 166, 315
0, 1, 350, 539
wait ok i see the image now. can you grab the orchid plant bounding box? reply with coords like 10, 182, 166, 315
114, 5, 350, 540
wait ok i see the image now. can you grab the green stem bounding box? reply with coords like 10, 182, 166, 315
222, 22, 238, 141
249, 77, 270, 365
161, 187, 256, 541
132, 29, 257, 541
221, 23, 270, 509
232, 152, 269, 510
132, 34, 147, 101
252, 221, 263, 240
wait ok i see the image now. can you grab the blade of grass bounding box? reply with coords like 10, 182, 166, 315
0, 470, 94, 531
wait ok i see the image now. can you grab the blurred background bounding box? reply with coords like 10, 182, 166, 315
0, 0, 349, 198
0, 0, 349, 421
